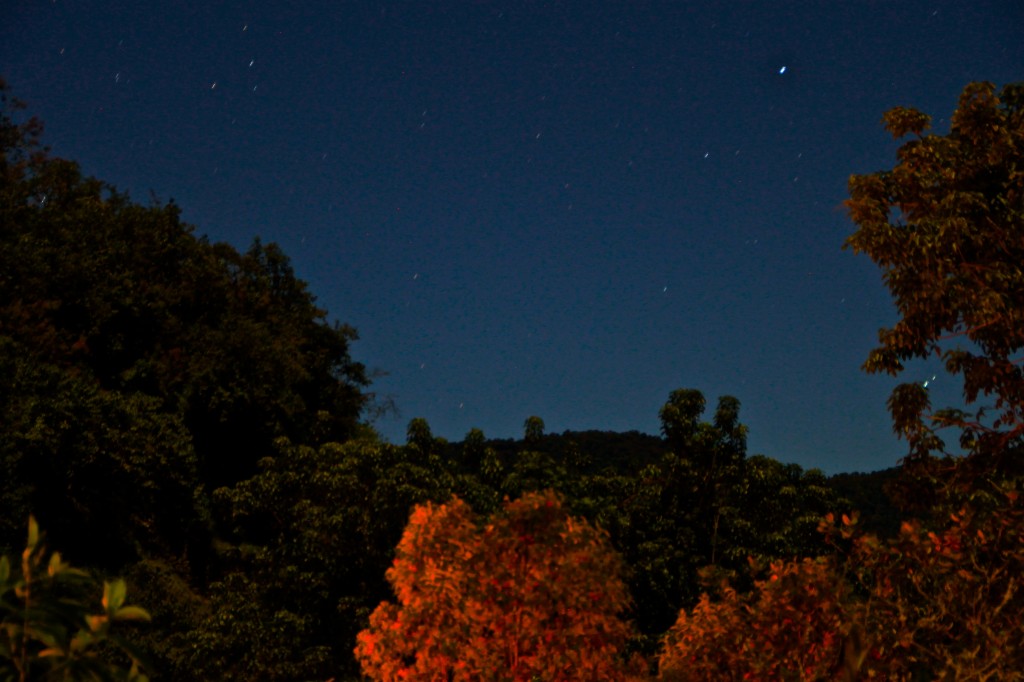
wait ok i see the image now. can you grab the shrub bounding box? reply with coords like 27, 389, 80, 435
0, 517, 151, 681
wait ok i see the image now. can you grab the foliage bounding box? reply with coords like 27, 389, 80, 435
659, 390, 747, 565
116, 559, 204, 682
523, 416, 545, 444
0, 78, 370, 564
826, 468, 903, 538
842, 483, 1024, 680
658, 557, 853, 681
355, 491, 645, 681
433, 394, 842, 660
0, 80, 381, 679
845, 81, 1024, 467
187, 437, 450, 680
0, 517, 151, 682
0, 347, 202, 566
608, 392, 840, 647
460, 429, 667, 476
404, 418, 439, 459
658, 481, 1024, 680
724, 456, 836, 566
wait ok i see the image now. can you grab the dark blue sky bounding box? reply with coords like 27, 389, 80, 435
3, 1, 1020, 473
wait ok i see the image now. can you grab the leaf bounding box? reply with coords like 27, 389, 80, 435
47, 551, 67, 577
86, 614, 108, 633
113, 606, 151, 622
27, 515, 39, 550
103, 579, 127, 613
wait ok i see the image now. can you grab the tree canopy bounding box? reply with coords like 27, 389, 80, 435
0, 80, 370, 562
355, 491, 645, 681
845, 81, 1024, 469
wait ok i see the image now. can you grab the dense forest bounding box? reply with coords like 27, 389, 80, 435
1, 79, 1022, 681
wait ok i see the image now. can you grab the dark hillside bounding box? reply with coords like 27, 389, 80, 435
446, 428, 667, 475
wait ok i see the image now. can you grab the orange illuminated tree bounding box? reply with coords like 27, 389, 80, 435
657, 557, 854, 681
656, 490, 1024, 680
355, 490, 644, 681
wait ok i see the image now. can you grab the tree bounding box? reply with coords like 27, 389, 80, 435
500, 450, 568, 501
597, 390, 843, 654
404, 418, 435, 454
460, 427, 488, 471
826, 468, 903, 538
650, 391, 748, 581
845, 81, 1024, 470
836, 487, 1024, 680
0, 339, 203, 566
657, 490, 1024, 681
657, 557, 855, 682
723, 456, 836, 567
659, 390, 747, 563
187, 437, 449, 681
355, 491, 644, 681
0, 79, 370, 563
0, 79, 377, 680
523, 415, 545, 444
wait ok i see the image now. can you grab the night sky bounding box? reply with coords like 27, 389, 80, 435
3, 1, 1021, 474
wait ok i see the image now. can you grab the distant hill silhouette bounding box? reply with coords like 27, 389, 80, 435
443, 428, 902, 536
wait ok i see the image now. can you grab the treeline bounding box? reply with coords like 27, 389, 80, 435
2, 79, 1022, 680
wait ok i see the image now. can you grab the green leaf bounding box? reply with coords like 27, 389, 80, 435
27, 515, 39, 550
113, 606, 151, 622
47, 551, 67, 577
103, 579, 127, 613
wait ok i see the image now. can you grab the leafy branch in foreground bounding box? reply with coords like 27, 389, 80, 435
0, 517, 151, 682
845, 81, 1024, 468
